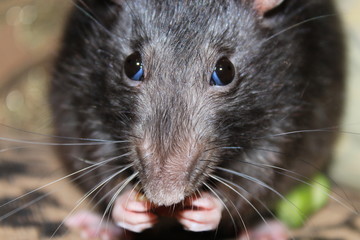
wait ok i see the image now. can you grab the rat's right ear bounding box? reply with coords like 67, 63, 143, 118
253, 0, 284, 15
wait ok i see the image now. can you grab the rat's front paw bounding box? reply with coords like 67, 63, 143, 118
65, 211, 123, 240
177, 192, 223, 232
112, 190, 158, 233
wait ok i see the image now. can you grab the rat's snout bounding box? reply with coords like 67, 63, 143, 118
132, 83, 215, 206
135, 136, 203, 206
142, 168, 188, 206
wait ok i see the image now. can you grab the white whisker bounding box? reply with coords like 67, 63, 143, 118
99, 171, 139, 230
237, 160, 359, 214
202, 181, 238, 235
0, 153, 131, 211
0, 136, 128, 146
210, 173, 295, 240
0, 123, 124, 143
0, 192, 50, 222
207, 174, 250, 240
215, 166, 306, 224
210, 174, 266, 239
264, 14, 336, 42
50, 164, 132, 238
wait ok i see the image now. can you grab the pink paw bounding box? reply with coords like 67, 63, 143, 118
177, 192, 223, 232
112, 190, 158, 233
66, 211, 123, 240
238, 220, 289, 240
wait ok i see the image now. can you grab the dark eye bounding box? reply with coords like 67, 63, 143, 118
210, 57, 235, 86
124, 52, 144, 81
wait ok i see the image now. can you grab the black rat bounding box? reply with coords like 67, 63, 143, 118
50, 0, 345, 239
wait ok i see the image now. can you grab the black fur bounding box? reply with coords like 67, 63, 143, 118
50, 0, 345, 238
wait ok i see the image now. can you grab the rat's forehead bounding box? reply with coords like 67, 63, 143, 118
111, 0, 260, 72
126, 2, 251, 38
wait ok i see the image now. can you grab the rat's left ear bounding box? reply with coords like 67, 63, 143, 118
254, 0, 284, 15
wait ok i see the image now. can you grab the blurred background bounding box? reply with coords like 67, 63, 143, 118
0, 0, 359, 189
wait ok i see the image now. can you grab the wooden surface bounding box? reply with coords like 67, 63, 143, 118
0, 140, 359, 240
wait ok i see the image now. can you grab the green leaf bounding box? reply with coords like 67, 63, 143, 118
275, 173, 331, 229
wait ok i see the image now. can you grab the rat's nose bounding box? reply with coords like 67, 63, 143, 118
143, 177, 187, 206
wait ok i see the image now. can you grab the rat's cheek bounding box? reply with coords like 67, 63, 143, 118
112, 190, 158, 233
177, 192, 223, 232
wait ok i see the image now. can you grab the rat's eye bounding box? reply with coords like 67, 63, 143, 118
124, 52, 144, 81
210, 57, 235, 86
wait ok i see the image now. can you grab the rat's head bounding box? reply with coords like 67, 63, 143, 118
53, 0, 344, 206
104, 0, 291, 206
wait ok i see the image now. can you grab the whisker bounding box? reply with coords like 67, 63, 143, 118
50, 165, 132, 238
0, 123, 124, 143
221, 147, 244, 150
237, 160, 358, 214
209, 174, 295, 240
206, 175, 250, 240
0, 153, 131, 210
117, 180, 141, 234
202, 181, 238, 235
0, 163, 125, 224
74, 165, 133, 208
75, 166, 128, 201
73, 148, 133, 167
99, 172, 139, 229
264, 14, 336, 42
69, 0, 120, 39
209, 174, 267, 238
0, 192, 50, 222
108, 181, 140, 237
0, 146, 36, 154
221, 146, 285, 155
0, 165, 97, 210
215, 166, 306, 223
92, 179, 128, 211
0, 136, 128, 146
254, 126, 360, 140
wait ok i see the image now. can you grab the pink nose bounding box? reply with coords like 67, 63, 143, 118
142, 172, 187, 206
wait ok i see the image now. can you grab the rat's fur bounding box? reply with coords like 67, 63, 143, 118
50, 0, 345, 238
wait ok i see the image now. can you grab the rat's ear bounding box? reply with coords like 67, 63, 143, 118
254, 0, 284, 15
